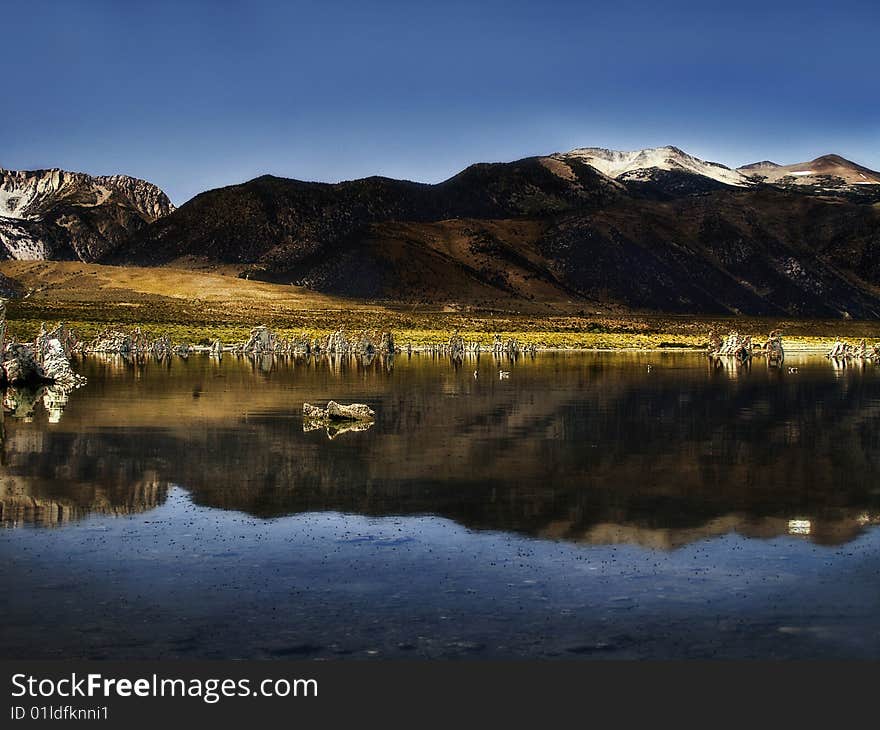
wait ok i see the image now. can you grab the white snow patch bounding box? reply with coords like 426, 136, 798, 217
558, 146, 751, 187
0, 219, 50, 260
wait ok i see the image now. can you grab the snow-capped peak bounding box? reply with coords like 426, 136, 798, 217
556, 145, 752, 187
0, 167, 174, 261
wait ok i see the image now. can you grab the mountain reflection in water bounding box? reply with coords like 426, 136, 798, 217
2, 351, 879, 548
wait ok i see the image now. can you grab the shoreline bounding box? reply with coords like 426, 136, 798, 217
21, 339, 857, 358
2, 261, 878, 356
1, 318, 869, 356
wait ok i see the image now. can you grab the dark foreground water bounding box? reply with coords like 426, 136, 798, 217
2, 351, 879, 659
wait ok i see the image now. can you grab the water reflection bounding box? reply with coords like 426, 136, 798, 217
302, 418, 375, 439
4, 385, 54, 422
2, 352, 880, 547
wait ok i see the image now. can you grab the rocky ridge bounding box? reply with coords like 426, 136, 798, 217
0, 167, 173, 261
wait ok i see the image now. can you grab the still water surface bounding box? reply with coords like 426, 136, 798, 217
2, 352, 879, 658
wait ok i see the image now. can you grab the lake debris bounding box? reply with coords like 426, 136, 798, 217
302, 401, 376, 424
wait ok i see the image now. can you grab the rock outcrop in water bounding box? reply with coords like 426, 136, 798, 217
320, 329, 395, 356
302, 400, 377, 439
33, 323, 87, 388
303, 401, 375, 423
241, 325, 276, 355
83, 327, 182, 359
0, 323, 403, 363
1, 341, 84, 388
708, 331, 753, 363
86, 327, 148, 355
235, 325, 312, 356
826, 338, 880, 360
235, 326, 396, 357
1, 330, 86, 389
0, 307, 86, 425
2, 343, 45, 385
36, 338, 86, 389
35, 322, 80, 357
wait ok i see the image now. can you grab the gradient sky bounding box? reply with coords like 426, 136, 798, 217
3, 0, 878, 204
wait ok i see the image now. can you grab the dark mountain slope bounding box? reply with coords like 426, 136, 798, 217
112, 157, 621, 273
539, 189, 880, 317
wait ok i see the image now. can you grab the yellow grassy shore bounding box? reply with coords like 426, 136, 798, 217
1, 261, 878, 351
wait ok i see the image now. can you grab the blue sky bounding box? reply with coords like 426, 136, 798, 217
3, 0, 878, 204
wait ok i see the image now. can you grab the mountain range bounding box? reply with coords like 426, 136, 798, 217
2, 146, 880, 317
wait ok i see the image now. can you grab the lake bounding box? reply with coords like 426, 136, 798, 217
2, 351, 880, 659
